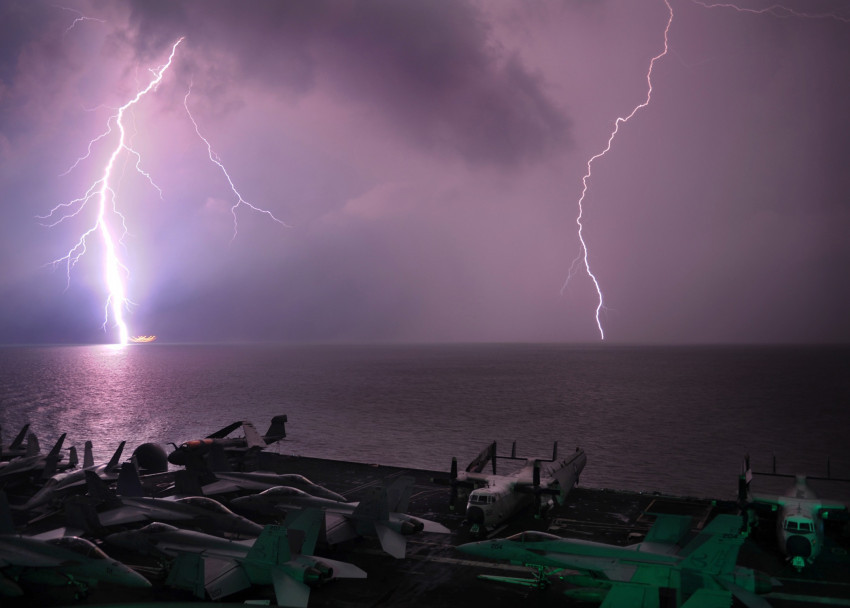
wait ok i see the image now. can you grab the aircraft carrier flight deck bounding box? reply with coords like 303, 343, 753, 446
5, 451, 850, 608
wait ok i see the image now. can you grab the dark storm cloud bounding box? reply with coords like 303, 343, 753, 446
120, 0, 571, 167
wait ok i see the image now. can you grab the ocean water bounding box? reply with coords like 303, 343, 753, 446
0, 343, 848, 501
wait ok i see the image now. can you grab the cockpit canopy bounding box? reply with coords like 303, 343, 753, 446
505, 531, 561, 543
47, 536, 108, 559
469, 492, 497, 506
177, 496, 234, 514
139, 522, 179, 534
784, 518, 814, 533
260, 486, 311, 499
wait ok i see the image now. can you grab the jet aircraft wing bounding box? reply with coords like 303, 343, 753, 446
207, 421, 244, 439
324, 511, 359, 546
241, 421, 264, 448
204, 555, 252, 601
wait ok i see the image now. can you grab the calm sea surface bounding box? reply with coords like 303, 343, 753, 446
0, 343, 848, 501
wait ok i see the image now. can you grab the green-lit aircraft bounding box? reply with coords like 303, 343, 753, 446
740, 457, 848, 571
458, 513, 775, 608
0, 490, 150, 599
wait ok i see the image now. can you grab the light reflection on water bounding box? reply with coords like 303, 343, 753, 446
0, 343, 848, 501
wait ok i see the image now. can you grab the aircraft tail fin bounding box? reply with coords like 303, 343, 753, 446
550, 447, 586, 505
64, 496, 105, 535
175, 469, 208, 497
25, 433, 40, 457
0, 490, 14, 535
106, 441, 126, 471
352, 486, 390, 524
242, 421, 264, 449
246, 524, 294, 565
40, 434, 67, 480
116, 462, 145, 497
67, 445, 78, 469
386, 476, 415, 513
9, 423, 30, 451
287, 508, 323, 556
85, 470, 118, 505
264, 415, 288, 444
83, 441, 94, 469
466, 441, 497, 474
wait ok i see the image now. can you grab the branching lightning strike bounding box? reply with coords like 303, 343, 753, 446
40, 38, 184, 346
691, 0, 850, 23
41, 35, 288, 345
564, 0, 673, 340
183, 87, 290, 241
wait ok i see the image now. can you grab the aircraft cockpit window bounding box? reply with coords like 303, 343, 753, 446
469, 494, 490, 505
141, 522, 179, 533
506, 531, 561, 543
177, 496, 231, 513
799, 521, 813, 532
264, 487, 309, 498
48, 536, 108, 559
784, 521, 798, 531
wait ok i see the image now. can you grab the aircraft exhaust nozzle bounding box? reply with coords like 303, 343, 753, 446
303, 565, 333, 586
399, 519, 424, 535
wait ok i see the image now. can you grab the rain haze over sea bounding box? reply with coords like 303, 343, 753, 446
1, 343, 848, 501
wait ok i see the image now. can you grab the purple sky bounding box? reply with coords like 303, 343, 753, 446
1, 0, 848, 344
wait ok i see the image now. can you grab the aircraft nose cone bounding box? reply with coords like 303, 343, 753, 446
234, 517, 264, 538
167, 450, 186, 465
786, 534, 812, 558
317, 488, 347, 502
456, 541, 488, 558
466, 506, 485, 525
111, 562, 152, 588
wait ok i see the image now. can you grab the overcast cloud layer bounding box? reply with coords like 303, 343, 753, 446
1, 0, 848, 344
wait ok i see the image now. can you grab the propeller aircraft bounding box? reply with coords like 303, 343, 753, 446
433, 441, 586, 536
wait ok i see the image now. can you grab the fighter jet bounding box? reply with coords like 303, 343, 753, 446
169, 454, 346, 502
167, 415, 288, 468
69, 465, 263, 539
0, 490, 150, 599
0, 433, 74, 487
458, 513, 775, 608
13, 440, 124, 511
105, 509, 366, 608
740, 456, 848, 570
231, 475, 450, 558
433, 441, 586, 536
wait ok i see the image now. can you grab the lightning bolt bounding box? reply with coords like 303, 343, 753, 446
53, 5, 105, 35
40, 38, 184, 346
183, 86, 290, 241
691, 1, 850, 23
564, 0, 673, 340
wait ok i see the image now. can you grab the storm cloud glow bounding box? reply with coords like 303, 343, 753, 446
1, 0, 848, 345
